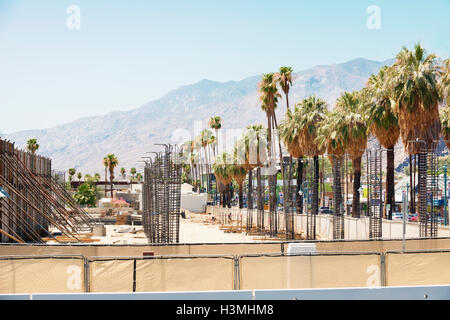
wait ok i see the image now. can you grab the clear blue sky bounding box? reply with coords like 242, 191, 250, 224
0, 0, 448, 133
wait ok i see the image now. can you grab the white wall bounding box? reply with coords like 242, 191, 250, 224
207, 206, 450, 240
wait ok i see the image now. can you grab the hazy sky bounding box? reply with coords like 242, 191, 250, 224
0, 0, 449, 133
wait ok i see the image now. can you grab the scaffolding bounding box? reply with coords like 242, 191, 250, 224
143, 144, 181, 244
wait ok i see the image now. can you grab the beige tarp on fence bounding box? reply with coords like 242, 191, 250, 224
89, 259, 134, 292
136, 256, 234, 292
0, 256, 84, 294
386, 251, 450, 286
239, 254, 381, 290
2, 238, 450, 257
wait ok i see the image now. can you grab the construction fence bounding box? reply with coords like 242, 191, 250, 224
2, 237, 450, 256
1, 250, 450, 294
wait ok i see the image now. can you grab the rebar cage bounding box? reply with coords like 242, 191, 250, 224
0, 138, 94, 243
367, 148, 383, 239
143, 144, 181, 244
332, 155, 344, 240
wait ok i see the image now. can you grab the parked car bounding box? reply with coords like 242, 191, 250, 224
319, 206, 330, 214
407, 213, 417, 222
320, 209, 333, 215
392, 212, 403, 220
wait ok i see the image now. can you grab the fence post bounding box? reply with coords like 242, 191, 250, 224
84, 257, 89, 293
233, 256, 240, 290
380, 253, 386, 287
133, 259, 137, 292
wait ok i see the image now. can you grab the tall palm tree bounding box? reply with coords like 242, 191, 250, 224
366, 66, 400, 219
212, 152, 233, 208
103, 157, 109, 197
390, 43, 442, 235
106, 154, 119, 198
209, 116, 222, 156
26, 138, 39, 154
120, 167, 126, 181
440, 59, 450, 149
200, 129, 213, 193
193, 136, 204, 192
278, 106, 304, 214
296, 96, 327, 239
259, 73, 282, 229
391, 43, 442, 152
231, 146, 248, 209
316, 110, 346, 239
336, 91, 369, 218
130, 167, 136, 191
441, 105, 450, 150
275, 66, 294, 112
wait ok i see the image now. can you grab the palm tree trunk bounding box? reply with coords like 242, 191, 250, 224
313, 155, 319, 238
272, 113, 287, 218
238, 183, 243, 209
110, 169, 114, 198
226, 184, 231, 208
104, 168, 107, 197
296, 157, 303, 214
386, 146, 395, 220
409, 155, 414, 214
352, 157, 362, 218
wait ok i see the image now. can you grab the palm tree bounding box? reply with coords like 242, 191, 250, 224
136, 173, 143, 183
130, 167, 136, 191
120, 167, 126, 181
390, 43, 442, 235
106, 154, 119, 198
94, 173, 101, 182
231, 146, 248, 209
316, 110, 346, 239
441, 105, 450, 150
26, 138, 39, 154
68, 168, 76, 183
366, 66, 400, 219
200, 129, 213, 193
103, 157, 109, 197
391, 43, 442, 152
440, 59, 450, 149
278, 106, 304, 214
275, 66, 294, 112
26, 138, 40, 172
336, 91, 369, 218
209, 116, 222, 156
259, 73, 282, 230
212, 152, 233, 208
77, 172, 82, 182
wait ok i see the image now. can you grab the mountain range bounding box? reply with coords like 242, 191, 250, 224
8, 56, 433, 177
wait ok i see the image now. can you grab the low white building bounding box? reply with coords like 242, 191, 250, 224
180, 183, 207, 213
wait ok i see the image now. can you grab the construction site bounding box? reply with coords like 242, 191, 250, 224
0, 136, 449, 300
